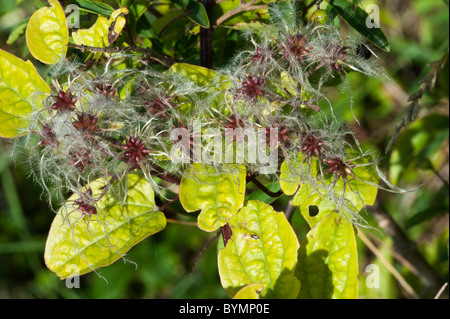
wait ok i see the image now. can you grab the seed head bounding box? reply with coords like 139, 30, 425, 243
144, 94, 176, 119
39, 124, 58, 148
241, 76, 265, 102
301, 134, 325, 158
122, 136, 150, 167
224, 115, 245, 129
94, 83, 117, 97
323, 157, 354, 179
72, 112, 100, 137
284, 34, 310, 61
70, 148, 93, 173
51, 89, 77, 113
74, 188, 97, 216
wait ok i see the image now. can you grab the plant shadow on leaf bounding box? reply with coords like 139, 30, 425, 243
297, 248, 333, 299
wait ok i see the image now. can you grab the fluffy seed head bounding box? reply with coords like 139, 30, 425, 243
51, 89, 77, 113
241, 76, 265, 102
72, 112, 100, 137
74, 188, 97, 216
301, 134, 325, 158
122, 136, 150, 167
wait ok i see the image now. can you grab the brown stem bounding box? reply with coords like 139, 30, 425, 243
148, 162, 182, 185
159, 194, 179, 211
200, 0, 213, 68
247, 174, 284, 197
215, 0, 268, 26
191, 231, 221, 273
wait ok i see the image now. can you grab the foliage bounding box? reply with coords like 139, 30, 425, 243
0, 0, 448, 299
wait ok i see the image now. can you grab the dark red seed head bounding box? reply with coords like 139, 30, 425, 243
241, 76, 266, 102
301, 134, 325, 158
144, 94, 176, 119
70, 148, 93, 173
94, 83, 117, 97
323, 157, 353, 179
74, 188, 97, 216
224, 115, 245, 129
51, 89, 77, 113
39, 124, 58, 148
265, 125, 290, 146
72, 112, 100, 137
122, 136, 150, 167
284, 34, 309, 61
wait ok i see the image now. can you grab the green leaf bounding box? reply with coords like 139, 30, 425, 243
25, 0, 69, 64
405, 205, 449, 229
389, 114, 449, 185
44, 174, 166, 279
0, 49, 50, 138
76, 0, 115, 16
168, 63, 230, 88
128, 0, 151, 32
6, 18, 29, 45
218, 200, 301, 298
179, 164, 246, 231
297, 212, 358, 299
233, 283, 265, 299
185, 0, 210, 28
280, 152, 378, 227
325, 0, 390, 52
72, 7, 129, 59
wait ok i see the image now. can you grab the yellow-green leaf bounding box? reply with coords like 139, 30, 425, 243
25, 0, 68, 64
72, 7, 129, 53
179, 164, 246, 232
280, 152, 378, 227
218, 200, 301, 298
0, 49, 50, 138
297, 212, 359, 299
168, 63, 231, 88
233, 283, 265, 299
44, 174, 166, 279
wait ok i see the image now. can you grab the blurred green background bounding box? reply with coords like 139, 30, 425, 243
0, 0, 448, 298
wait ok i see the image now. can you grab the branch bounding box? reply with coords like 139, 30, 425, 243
215, 0, 268, 26
148, 162, 182, 185
158, 194, 179, 211
358, 230, 419, 298
386, 52, 449, 153
247, 174, 284, 197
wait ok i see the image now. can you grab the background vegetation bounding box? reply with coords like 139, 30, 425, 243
0, 0, 448, 298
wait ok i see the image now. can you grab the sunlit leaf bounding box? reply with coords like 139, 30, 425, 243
25, 0, 69, 64
280, 152, 378, 227
0, 49, 50, 138
218, 200, 301, 298
168, 63, 230, 88
233, 283, 265, 299
179, 164, 246, 232
297, 212, 358, 299
44, 174, 166, 279
72, 7, 129, 59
